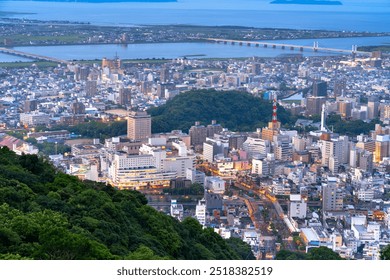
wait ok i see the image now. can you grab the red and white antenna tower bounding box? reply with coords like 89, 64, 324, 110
272, 97, 278, 124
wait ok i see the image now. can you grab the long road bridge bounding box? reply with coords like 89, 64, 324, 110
0, 47, 70, 64
204, 38, 372, 56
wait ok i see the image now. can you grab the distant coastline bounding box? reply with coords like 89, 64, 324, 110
270, 0, 342, 5
3, 0, 177, 3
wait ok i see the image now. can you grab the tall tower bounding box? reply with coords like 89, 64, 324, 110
127, 111, 151, 141
321, 103, 327, 132
262, 97, 281, 141
272, 98, 278, 124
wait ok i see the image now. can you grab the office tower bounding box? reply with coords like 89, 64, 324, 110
118, 87, 132, 106
206, 120, 223, 138
79, 67, 90, 81
243, 137, 271, 159
157, 83, 175, 98
189, 122, 207, 148
228, 135, 247, 150
359, 150, 373, 173
337, 101, 352, 118
160, 67, 170, 83
140, 81, 152, 94
203, 140, 218, 163
306, 97, 326, 116
24, 99, 38, 113
127, 111, 151, 141
252, 63, 261, 75
273, 134, 292, 161
85, 80, 97, 97
322, 177, 343, 212
367, 101, 379, 120
333, 79, 346, 97
374, 134, 390, 163
72, 101, 85, 115
312, 81, 327, 97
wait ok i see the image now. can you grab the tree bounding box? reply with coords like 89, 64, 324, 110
306, 247, 342, 260
380, 244, 390, 260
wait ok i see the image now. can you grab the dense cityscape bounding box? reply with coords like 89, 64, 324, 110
1, 46, 389, 260
1, 0, 390, 262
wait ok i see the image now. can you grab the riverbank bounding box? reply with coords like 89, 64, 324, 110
1, 18, 389, 48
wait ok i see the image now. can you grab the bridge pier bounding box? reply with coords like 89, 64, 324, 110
239, 42, 243, 46
255, 44, 259, 47
281, 46, 285, 50
231, 42, 235, 45
272, 45, 276, 48
224, 41, 227, 44
290, 46, 294, 50
300, 47, 304, 52
264, 44, 267, 48
247, 43, 251, 46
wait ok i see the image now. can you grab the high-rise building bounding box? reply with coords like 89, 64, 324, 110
85, 80, 97, 97
24, 99, 38, 113
206, 120, 223, 138
251, 153, 275, 176
367, 101, 379, 120
157, 83, 175, 98
160, 67, 170, 83
72, 101, 85, 115
337, 101, 352, 118
127, 111, 151, 141
195, 198, 207, 226
228, 135, 247, 150
118, 87, 132, 106
321, 134, 348, 168
322, 177, 343, 212
289, 194, 307, 219
243, 137, 271, 159
312, 81, 327, 97
306, 97, 326, 116
79, 67, 90, 81
189, 122, 207, 148
333, 79, 346, 97
273, 134, 292, 161
374, 134, 390, 163
251, 63, 261, 75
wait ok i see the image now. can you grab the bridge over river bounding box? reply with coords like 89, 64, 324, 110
204, 38, 372, 56
0, 47, 70, 64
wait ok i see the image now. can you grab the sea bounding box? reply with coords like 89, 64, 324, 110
0, 0, 389, 62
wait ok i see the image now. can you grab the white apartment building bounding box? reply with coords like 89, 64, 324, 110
289, 194, 307, 219
195, 198, 207, 226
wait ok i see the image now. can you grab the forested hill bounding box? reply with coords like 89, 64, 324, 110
148, 89, 294, 133
0, 147, 254, 260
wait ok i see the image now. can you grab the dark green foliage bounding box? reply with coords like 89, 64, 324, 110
148, 89, 295, 133
52, 120, 127, 140
306, 247, 343, 260
324, 114, 382, 136
225, 238, 256, 260
0, 147, 253, 260
165, 183, 204, 195
275, 249, 307, 260
380, 244, 390, 260
275, 247, 342, 260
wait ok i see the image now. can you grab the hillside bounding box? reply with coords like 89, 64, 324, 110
148, 89, 294, 133
0, 147, 254, 260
